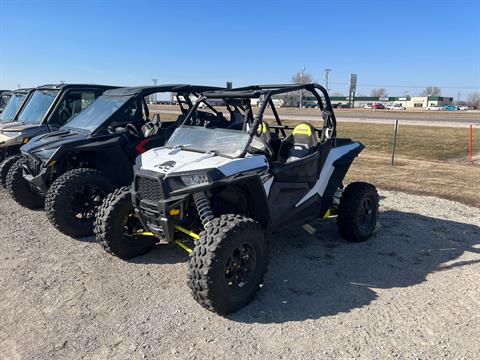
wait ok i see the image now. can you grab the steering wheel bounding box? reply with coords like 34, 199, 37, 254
126, 123, 141, 138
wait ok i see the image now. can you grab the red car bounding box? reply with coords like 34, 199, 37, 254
371, 103, 385, 109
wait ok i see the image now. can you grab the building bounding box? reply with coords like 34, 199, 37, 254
327, 95, 453, 109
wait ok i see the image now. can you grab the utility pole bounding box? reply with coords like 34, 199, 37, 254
299, 66, 305, 108
152, 78, 158, 104
324, 68, 331, 92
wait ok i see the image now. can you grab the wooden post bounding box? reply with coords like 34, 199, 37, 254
391, 119, 399, 166
469, 124, 473, 163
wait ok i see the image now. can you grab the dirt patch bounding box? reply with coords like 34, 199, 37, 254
1, 189, 479, 359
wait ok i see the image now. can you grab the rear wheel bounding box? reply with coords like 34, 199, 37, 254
45, 168, 114, 238
337, 182, 379, 242
94, 186, 157, 259
188, 214, 268, 315
6, 158, 44, 209
0, 155, 21, 188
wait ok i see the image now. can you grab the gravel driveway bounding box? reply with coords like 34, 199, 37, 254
1, 189, 479, 359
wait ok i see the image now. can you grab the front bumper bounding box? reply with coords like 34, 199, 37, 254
22, 155, 52, 195
132, 169, 188, 244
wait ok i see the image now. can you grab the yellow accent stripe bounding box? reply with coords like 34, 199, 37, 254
292, 124, 312, 136
323, 209, 331, 218
140, 232, 155, 236
174, 225, 200, 240
175, 240, 193, 253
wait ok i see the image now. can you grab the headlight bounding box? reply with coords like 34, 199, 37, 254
33, 147, 59, 161
181, 174, 209, 186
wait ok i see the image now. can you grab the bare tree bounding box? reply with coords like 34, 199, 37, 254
291, 70, 314, 85
420, 86, 441, 96
467, 91, 480, 109
287, 70, 316, 107
370, 88, 388, 97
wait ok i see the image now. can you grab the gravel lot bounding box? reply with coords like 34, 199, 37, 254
1, 189, 479, 359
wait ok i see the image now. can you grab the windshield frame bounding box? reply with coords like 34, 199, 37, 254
17, 89, 60, 125
178, 84, 334, 158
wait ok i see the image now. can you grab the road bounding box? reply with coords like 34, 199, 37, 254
151, 105, 480, 128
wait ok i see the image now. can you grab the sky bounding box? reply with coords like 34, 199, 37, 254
1, 0, 479, 99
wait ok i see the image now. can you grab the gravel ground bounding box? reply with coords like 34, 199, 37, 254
0, 189, 479, 359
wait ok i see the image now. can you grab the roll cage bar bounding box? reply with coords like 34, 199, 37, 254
182, 83, 337, 156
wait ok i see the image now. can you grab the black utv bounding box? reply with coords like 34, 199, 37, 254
0, 84, 115, 186
8, 84, 222, 238
95, 84, 379, 315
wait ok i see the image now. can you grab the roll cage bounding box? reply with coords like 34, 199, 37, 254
181, 83, 337, 157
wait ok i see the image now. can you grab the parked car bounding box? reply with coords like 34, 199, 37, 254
385, 103, 405, 110
443, 105, 458, 111
426, 104, 444, 111
371, 103, 385, 110
363, 103, 372, 109
457, 105, 469, 111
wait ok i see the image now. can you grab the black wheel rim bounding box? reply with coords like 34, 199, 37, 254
123, 212, 146, 239
224, 243, 256, 289
69, 185, 107, 223
358, 198, 374, 230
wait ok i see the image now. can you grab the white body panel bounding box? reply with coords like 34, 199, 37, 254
137, 147, 268, 176
295, 142, 361, 206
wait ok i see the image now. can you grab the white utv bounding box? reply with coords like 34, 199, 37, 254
95, 84, 379, 315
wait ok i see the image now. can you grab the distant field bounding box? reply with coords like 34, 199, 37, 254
157, 109, 480, 207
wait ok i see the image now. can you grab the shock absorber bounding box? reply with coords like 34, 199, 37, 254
192, 192, 214, 227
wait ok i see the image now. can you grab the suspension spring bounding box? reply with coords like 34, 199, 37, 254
192, 192, 214, 227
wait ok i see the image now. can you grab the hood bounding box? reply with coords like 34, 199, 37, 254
137, 147, 268, 178
21, 128, 88, 154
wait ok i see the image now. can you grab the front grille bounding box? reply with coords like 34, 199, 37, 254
136, 176, 163, 202
26, 156, 42, 176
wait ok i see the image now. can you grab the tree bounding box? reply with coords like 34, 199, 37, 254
420, 86, 441, 96
467, 91, 480, 109
291, 70, 314, 85
370, 88, 388, 97
288, 70, 316, 107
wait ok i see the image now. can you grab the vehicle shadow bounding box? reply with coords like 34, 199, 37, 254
230, 209, 480, 323
128, 243, 188, 265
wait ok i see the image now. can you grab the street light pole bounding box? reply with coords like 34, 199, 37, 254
299, 66, 305, 108
152, 78, 158, 104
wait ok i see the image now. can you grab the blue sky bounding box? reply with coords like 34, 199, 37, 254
1, 0, 479, 98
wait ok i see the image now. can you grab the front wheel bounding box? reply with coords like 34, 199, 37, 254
188, 214, 268, 315
94, 186, 157, 259
0, 155, 21, 188
45, 168, 114, 238
337, 182, 379, 242
6, 158, 44, 209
